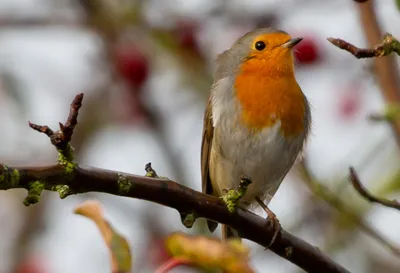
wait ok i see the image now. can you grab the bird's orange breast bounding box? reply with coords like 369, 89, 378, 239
234, 60, 306, 137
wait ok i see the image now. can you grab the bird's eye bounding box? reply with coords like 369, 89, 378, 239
255, 41, 266, 51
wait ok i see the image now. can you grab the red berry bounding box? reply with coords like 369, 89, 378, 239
337, 86, 362, 120
177, 28, 196, 49
15, 256, 46, 273
174, 20, 200, 54
294, 37, 320, 65
114, 45, 149, 88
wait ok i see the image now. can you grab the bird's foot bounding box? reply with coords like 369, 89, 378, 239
255, 196, 281, 249
220, 175, 252, 213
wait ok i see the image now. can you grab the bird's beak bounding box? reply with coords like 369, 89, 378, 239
281, 37, 303, 49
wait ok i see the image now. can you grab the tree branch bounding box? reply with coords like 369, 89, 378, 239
327, 33, 400, 58
349, 167, 400, 211
329, 0, 400, 147
0, 164, 350, 273
297, 160, 400, 257
0, 94, 351, 273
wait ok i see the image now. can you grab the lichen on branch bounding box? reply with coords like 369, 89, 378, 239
29, 93, 83, 177
220, 176, 252, 213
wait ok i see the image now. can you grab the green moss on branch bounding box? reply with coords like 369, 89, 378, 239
24, 181, 44, 206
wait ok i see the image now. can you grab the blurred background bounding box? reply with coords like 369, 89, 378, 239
0, 0, 400, 272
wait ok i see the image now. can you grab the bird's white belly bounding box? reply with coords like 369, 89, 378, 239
210, 121, 304, 207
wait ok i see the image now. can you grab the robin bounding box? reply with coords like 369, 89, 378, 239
201, 28, 311, 242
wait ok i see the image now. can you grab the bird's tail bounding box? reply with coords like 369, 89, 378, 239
207, 220, 218, 233
207, 221, 241, 243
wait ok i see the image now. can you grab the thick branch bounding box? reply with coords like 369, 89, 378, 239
349, 167, 400, 211
0, 93, 351, 273
0, 163, 350, 273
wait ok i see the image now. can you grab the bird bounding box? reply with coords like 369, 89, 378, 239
201, 28, 311, 242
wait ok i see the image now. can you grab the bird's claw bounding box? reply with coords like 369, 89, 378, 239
265, 211, 281, 249
255, 196, 282, 249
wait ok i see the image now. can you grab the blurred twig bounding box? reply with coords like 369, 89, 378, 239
0, 17, 83, 27
79, 0, 188, 185
349, 167, 400, 211
10, 200, 47, 273
297, 160, 400, 257
369, 103, 400, 122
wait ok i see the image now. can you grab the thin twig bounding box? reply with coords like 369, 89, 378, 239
357, 0, 400, 146
328, 0, 400, 147
0, 93, 351, 273
29, 93, 83, 151
349, 167, 400, 211
0, 18, 82, 28
297, 160, 400, 257
327, 33, 400, 59
145, 162, 159, 177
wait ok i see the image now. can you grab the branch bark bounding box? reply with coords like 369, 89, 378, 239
327, 33, 400, 58
0, 93, 351, 273
0, 163, 350, 273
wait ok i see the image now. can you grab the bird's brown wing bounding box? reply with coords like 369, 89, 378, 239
201, 97, 218, 232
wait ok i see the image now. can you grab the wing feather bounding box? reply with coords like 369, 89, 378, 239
200, 97, 218, 232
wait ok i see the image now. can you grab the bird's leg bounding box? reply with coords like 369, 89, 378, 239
221, 224, 229, 242
220, 176, 252, 213
255, 196, 281, 248
219, 176, 251, 242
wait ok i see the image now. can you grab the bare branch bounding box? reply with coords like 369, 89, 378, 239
327, 33, 400, 59
329, 0, 400, 148
28, 93, 83, 153
28, 123, 54, 137
349, 167, 400, 211
0, 94, 351, 273
62, 93, 84, 144
0, 163, 351, 273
